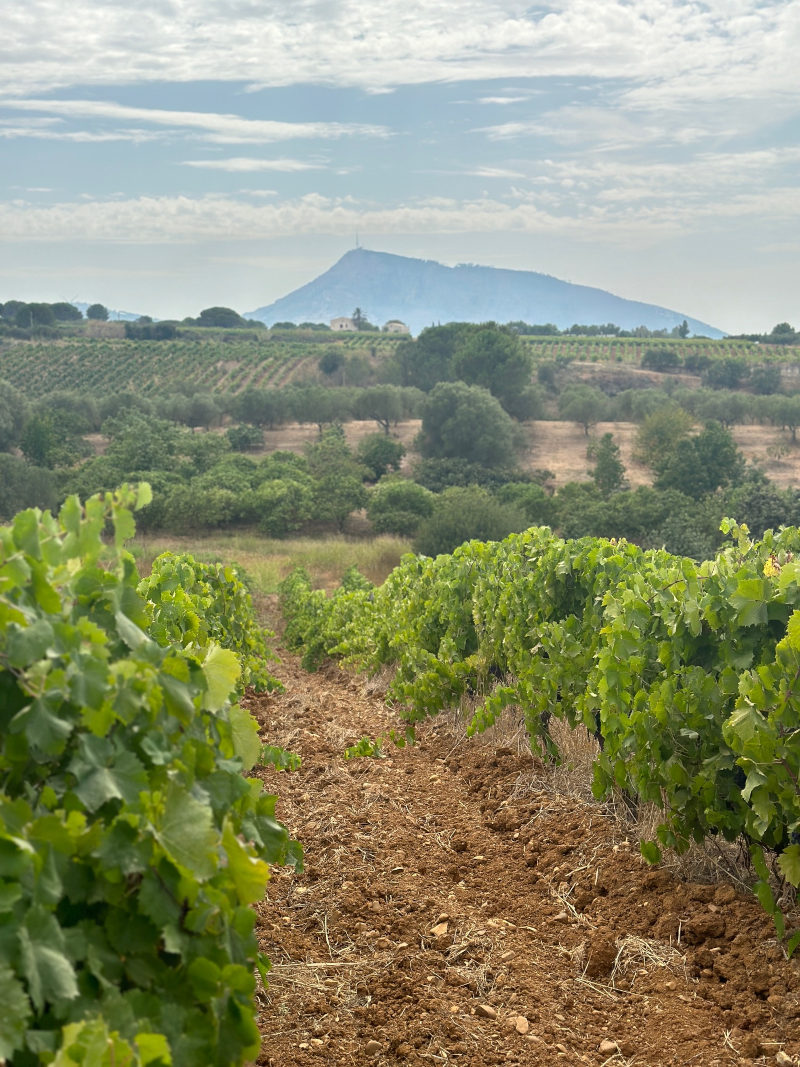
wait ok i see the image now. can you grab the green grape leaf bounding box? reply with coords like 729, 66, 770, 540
0, 961, 31, 1059
18, 909, 79, 1012
202, 643, 240, 708
222, 820, 270, 905
228, 705, 261, 770
777, 844, 800, 887
156, 783, 217, 881
135, 1031, 172, 1065
640, 840, 662, 865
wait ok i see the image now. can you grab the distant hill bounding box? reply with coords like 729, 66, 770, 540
246, 248, 724, 338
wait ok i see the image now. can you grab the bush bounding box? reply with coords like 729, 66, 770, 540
227, 423, 264, 452
413, 486, 528, 556
367, 479, 435, 536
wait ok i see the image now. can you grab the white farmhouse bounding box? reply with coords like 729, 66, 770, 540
330, 317, 356, 331
382, 319, 410, 335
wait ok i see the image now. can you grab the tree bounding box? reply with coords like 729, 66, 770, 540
0, 379, 28, 451
588, 433, 627, 497
413, 486, 528, 557
702, 357, 749, 390
633, 405, 694, 468
305, 425, 368, 530
14, 302, 55, 328
319, 347, 345, 378
51, 301, 83, 322
197, 306, 246, 328
0, 453, 56, 519
356, 434, 405, 480
86, 303, 109, 321
558, 384, 608, 436
654, 421, 745, 499
388, 324, 467, 391
749, 364, 782, 395
641, 347, 681, 373
352, 307, 379, 332
451, 325, 533, 412
367, 479, 435, 536
418, 382, 518, 468
353, 385, 421, 434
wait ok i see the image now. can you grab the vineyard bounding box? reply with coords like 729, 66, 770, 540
0, 334, 406, 399
3, 490, 800, 1064
521, 335, 800, 365
2, 332, 800, 399
280, 523, 800, 945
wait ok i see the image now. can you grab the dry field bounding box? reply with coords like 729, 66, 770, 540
261, 419, 800, 491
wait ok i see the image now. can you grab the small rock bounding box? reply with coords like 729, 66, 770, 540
515, 1016, 530, 1034
430, 922, 449, 939
476, 1003, 498, 1019
364, 1040, 383, 1056
599, 1039, 618, 1055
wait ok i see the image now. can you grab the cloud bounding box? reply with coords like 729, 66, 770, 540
182, 157, 325, 172
0, 99, 390, 144
0, 0, 797, 118
2, 183, 795, 249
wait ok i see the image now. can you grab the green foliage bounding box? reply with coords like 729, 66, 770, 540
356, 433, 405, 480
451, 326, 532, 412
413, 486, 528, 557
304, 426, 368, 530
226, 423, 264, 452
280, 519, 800, 945
641, 347, 681, 373
85, 303, 108, 321
654, 421, 746, 499
0, 379, 28, 451
367, 479, 435, 537
633, 405, 694, 468
260, 745, 302, 772
418, 382, 518, 468
138, 552, 281, 693
196, 307, 246, 329
587, 433, 627, 497
0, 486, 300, 1065
0, 454, 57, 520
557, 384, 608, 435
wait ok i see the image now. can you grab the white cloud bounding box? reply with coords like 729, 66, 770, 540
182, 157, 324, 172
0, 99, 389, 144
0, 0, 797, 119
2, 183, 795, 248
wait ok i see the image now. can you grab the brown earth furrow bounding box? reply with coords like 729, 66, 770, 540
246, 654, 800, 1067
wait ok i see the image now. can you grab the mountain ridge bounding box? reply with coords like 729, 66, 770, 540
246, 248, 725, 338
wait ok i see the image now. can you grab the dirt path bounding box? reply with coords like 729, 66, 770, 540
246, 654, 800, 1067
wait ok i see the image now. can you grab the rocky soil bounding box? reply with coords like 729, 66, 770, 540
246, 653, 800, 1067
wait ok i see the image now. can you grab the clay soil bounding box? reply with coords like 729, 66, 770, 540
246, 653, 800, 1067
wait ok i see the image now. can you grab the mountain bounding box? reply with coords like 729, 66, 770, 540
246, 248, 724, 338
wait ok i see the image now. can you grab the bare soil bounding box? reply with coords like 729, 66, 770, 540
247, 653, 800, 1067
260, 420, 800, 490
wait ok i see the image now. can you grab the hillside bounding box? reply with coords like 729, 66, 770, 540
247, 248, 725, 337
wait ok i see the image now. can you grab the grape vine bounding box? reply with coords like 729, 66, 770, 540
0, 485, 300, 1064
281, 522, 800, 945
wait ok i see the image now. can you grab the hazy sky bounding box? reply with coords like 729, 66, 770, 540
1, 0, 798, 333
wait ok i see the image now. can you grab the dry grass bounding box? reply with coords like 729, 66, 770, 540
130, 531, 411, 594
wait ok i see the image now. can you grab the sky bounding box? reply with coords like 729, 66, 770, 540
1, 1, 798, 334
